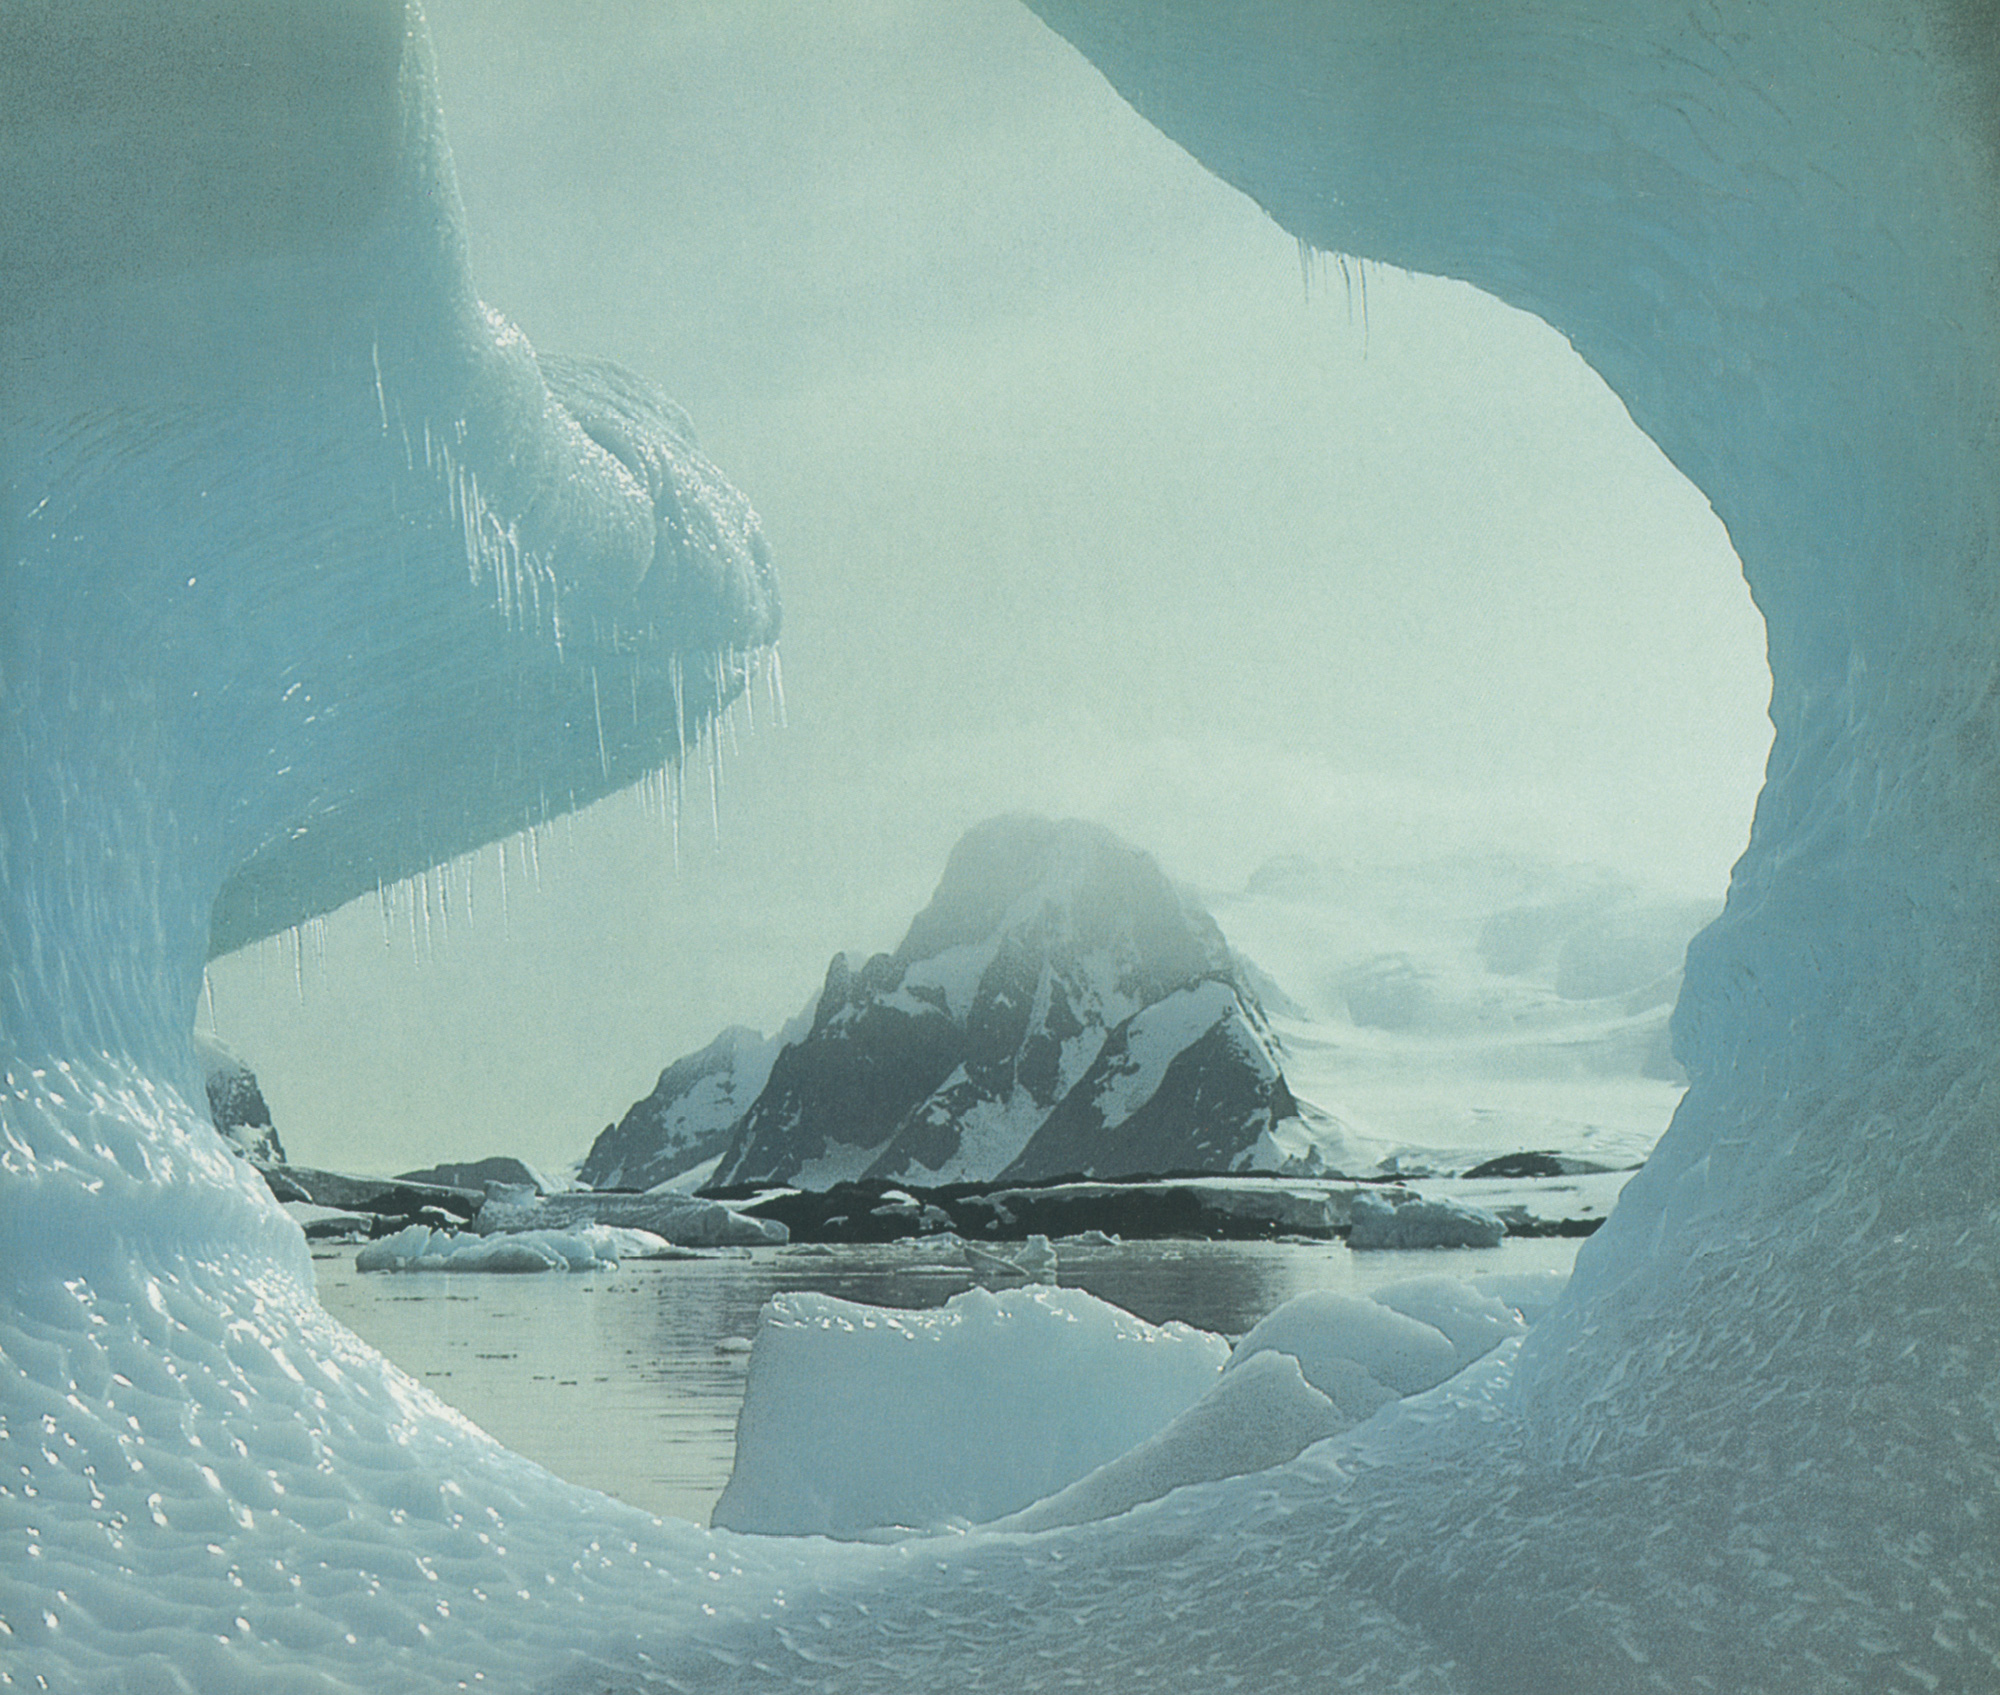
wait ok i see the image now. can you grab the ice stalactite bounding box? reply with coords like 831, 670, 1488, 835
769, 642, 789, 729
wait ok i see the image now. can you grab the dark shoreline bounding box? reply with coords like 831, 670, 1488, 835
692, 1173, 1607, 1246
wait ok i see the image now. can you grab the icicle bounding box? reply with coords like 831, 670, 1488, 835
419, 867, 434, 960
406, 874, 420, 959
549, 579, 565, 660
525, 823, 542, 890
670, 653, 688, 766
740, 646, 756, 734
669, 759, 682, 875
769, 645, 789, 728
591, 665, 609, 782
461, 851, 475, 925
1297, 235, 1314, 303
706, 722, 722, 846
290, 926, 305, 1003
724, 650, 744, 754
378, 880, 394, 951
497, 838, 511, 939
463, 472, 482, 585
371, 338, 389, 432
202, 970, 218, 1035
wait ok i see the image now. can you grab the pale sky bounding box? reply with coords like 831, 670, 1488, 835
204, 0, 1772, 1178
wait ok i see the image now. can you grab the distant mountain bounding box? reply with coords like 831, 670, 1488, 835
999, 978, 1301, 1182
586, 816, 1354, 1191
1210, 850, 1724, 1172
579, 1025, 794, 1191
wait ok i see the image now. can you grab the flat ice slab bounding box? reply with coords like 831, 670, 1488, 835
712, 1284, 1228, 1537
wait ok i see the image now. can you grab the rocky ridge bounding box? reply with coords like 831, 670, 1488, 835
592, 816, 1355, 1192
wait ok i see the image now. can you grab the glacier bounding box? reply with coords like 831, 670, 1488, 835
4, 2, 1998, 1692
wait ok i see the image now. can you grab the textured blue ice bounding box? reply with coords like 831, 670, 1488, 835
4, 2, 1997, 1690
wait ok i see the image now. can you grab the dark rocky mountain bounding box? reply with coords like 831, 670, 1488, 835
579, 1024, 792, 1191
396, 1155, 555, 1197
999, 979, 1300, 1182
585, 815, 1343, 1191
195, 1032, 285, 1165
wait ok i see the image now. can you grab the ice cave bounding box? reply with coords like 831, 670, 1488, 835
3, 2, 1996, 1691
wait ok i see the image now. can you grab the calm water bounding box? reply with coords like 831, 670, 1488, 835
314, 1234, 1585, 1524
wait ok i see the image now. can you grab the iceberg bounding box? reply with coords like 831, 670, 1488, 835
991, 1275, 1534, 1534
354, 1222, 673, 1273
987, 1348, 1348, 1534
474, 1187, 788, 1247
1345, 1189, 1507, 1250
710, 1285, 1228, 1538
4, 2, 1997, 1690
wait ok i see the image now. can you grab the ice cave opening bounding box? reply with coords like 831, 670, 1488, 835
4, 3, 1997, 1693
205, 0, 1773, 1192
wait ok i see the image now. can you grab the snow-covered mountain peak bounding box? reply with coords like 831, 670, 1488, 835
653, 815, 1328, 1188
893, 815, 1233, 1004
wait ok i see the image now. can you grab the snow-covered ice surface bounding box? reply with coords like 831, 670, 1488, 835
6, 2, 2000, 1691
1212, 854, 1700, 1175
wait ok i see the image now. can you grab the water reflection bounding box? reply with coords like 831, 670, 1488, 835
315, 1234, 1583, 1524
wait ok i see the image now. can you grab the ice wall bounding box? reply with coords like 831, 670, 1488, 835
1016, 0, 2000, 1681
4, 2, 1997, 1690
1, 5, 785, 1687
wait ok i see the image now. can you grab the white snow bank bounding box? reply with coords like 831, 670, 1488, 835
711, 1285, 1227, 1538
1346, 1189, 1505, 1249
281, 1201, 374, 1239
355, 1222, 671, 1273
992, 1349, 1347, 1533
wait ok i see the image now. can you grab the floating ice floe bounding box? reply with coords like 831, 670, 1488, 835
1346, 1189, 1505, 1249
711, 1284, 1228, 1538
717, 1271, 1547, 1545
959, 1231, 1058, 1283
355, 1222, 674, 1273
475, 1187, 787, 1247
990, 1349, 1347, 1533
